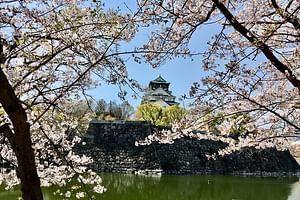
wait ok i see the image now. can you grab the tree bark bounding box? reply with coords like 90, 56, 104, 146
0, 68, 43, 200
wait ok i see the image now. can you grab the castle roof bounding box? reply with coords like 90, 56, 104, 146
142, 75, 178, 106
150, 75, 169, 84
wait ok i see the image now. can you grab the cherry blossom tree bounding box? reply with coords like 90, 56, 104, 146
0, 0, 142, 199
1, 0, 298, 198
136, 0, 300, 152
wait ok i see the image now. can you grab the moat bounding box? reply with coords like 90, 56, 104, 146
1, 174, 300, 200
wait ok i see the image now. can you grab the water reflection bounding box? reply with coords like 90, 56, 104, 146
0, 174, 299, 200
102, 173, 161, 193
100, 174, 299, 200
0, 190, 21, 199
288, 180, 300, 200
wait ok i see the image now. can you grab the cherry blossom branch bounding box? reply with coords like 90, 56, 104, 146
37, 123, 93, 199
211, 0, 300, 91
258, 134, 300, 142
32, 1, 148, 125
13, 44, 72, 89
271, 0, 300, 30
225, 84, 300, 131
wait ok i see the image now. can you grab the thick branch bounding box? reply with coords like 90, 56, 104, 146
0, 68, 28, 128
211, 0, 300, 91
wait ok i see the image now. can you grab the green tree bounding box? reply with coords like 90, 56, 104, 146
136, 104, 186, 126
163, 105, 186, 125
226, 114, 253, 136
136, 104, 164, 126
205, 112, 224, 133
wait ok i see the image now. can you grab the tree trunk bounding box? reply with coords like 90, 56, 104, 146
14, 122, 44, 200
0, 68, 43, 200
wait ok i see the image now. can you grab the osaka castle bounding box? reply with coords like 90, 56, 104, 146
141, 76, 179, 107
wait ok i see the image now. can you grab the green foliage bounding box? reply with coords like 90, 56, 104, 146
163, 105, 186, 125
206, 112, 224, 132
136, 104, 186, 126
204, 112, 253, 136
227, 113, 252, 136
136, 103, 164, 125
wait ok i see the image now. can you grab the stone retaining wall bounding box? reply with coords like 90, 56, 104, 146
76, 120, 300, 175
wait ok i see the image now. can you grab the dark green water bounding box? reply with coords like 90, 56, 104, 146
1, 174, 300, 200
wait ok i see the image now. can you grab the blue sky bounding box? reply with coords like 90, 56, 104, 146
87, 1, 221, 108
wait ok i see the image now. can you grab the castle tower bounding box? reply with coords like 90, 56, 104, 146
141, 76, 178, 106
